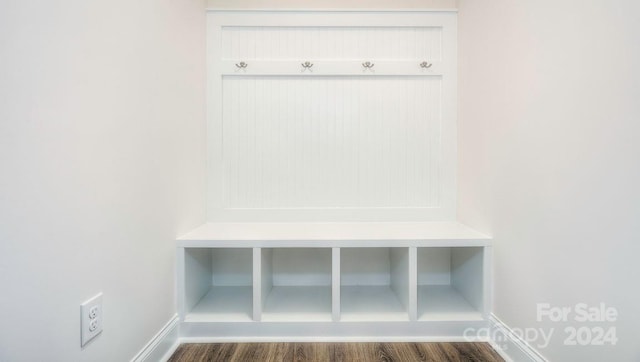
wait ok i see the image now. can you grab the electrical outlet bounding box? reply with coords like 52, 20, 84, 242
89, 305, 99, 319
81, 293, 103, 347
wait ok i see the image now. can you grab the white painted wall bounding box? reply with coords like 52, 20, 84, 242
0, 1, 206, 361
458, 1, 640, 360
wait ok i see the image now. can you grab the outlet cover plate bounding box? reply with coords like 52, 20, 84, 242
81, 293, 103, 347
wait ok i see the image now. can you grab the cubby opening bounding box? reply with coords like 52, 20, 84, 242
260, 248, 332, 321
340, 247, 410, 321
417, 247, 484, 321
184, 248, 253, 322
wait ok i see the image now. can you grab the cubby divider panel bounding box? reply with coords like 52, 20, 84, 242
184, 248, 253, 322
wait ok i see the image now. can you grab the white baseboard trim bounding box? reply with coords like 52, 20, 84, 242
131, 314, 180, 362
179, 335, 490, 344
489, 314, 548, 362
142, 315, 547, 361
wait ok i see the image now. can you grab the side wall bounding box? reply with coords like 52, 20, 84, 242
0, 0, 206, 360
458, 1, 640, 360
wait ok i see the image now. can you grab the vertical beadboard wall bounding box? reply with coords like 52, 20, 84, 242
223, 76, 442, 209
208, 12, 457, 222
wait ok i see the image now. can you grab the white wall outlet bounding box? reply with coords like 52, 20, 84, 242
80, 293, 103, 347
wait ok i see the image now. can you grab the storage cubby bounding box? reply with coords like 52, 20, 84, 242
183, 248, 253, 322
178, 225, 491, 338
259, 248, 333, 322
417, 247, 485, 321
340, 248, 410, 321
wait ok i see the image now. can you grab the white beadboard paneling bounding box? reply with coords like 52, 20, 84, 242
207, 11, 457, 221
221, 26, 442, 61
222, 76, 443, 210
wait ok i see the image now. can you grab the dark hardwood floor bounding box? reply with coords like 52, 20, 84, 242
168, 342, 504, 362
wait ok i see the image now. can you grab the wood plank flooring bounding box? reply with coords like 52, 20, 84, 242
168, 342, 504, 362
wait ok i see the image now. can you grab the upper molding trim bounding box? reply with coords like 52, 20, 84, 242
207, 0, 458, 12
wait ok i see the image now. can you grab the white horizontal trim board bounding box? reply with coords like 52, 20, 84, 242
180, 320, 490, 340
178, 222, 490, 246
220, 26, 443, 61
207, 10, 457, 222
207, 0, 459, 12
489, 315, 548, 362
217, 61, 445, 76
209, 11, 457, 27
181, 336, 488, 343
130, 315, 179, 362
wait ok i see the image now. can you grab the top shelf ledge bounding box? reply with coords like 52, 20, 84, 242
177, 221, 490, 248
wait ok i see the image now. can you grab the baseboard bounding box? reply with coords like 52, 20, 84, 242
489, 314, 547, 362
131, 314, 180, 362
179, 320, 489, 341
161, 315, 544, 361
180, 335, 489, 343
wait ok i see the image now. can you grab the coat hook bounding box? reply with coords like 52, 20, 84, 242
235, 61, 248, 69
301, 61, 314, 69
420, 61, 432, 69
362, 61, 375, 69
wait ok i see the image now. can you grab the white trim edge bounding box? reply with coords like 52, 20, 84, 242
489, 314, 548, 362
179, 336, 490, 344
131, 314, 180, 362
